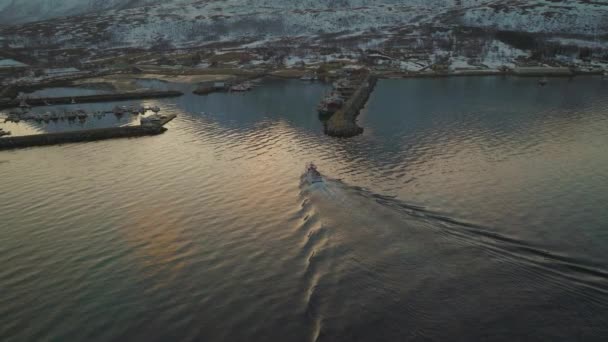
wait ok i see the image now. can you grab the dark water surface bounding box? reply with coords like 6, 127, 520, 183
1, 77, 608, 341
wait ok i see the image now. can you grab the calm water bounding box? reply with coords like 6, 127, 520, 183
1, 77, 608, 341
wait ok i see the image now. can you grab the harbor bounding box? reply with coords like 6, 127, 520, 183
0, 84, 182, 149
4, 104, 163, 123
0, 69, 603, 151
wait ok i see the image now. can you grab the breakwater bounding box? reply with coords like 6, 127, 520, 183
0, 114, 176, 150
0, 91, 183, 109
325, 75, 377, 138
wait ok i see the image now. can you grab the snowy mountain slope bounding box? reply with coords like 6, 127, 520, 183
0, 0, 487, 24
0, 0, 194, 24
1, 0, 606, 52
459, 0, 608, 34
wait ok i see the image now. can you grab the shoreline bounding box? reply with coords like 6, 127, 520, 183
325, 74, 377, 138
4, 66, 604, 95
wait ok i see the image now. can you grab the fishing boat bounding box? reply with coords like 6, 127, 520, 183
19, 99, 30, 110
141, 115, 162, 126
23, 113, 36, 121
300, 74, 316, 81
127, 105, 139, 114
538, 77, 548, 86
317, 92, 344, 116
113, 106, 125, 116
230, 82, 252, 92
305, 163, 323, 184
65, 111, 77, 120
7, 113, 21, 123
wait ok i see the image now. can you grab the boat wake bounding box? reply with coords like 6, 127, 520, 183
296, 168, 608, 341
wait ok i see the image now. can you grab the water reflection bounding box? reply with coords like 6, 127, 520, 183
1, 76, 608, 341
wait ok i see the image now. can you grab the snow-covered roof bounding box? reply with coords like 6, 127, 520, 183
343, 65, 364, 70
367, 53, 393, 60
0, 59, 28, 68
45, 67, 81, 74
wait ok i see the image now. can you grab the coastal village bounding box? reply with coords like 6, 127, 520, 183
1, 36, 608, 147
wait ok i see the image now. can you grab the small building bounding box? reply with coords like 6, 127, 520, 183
44, 67, 84, 78
0, 59, 28, 69
129, 66, 143, 74
213, 82, 227, 90
0, 59, 29, 78
342, 65, 366, 75
365, 53, 395, 66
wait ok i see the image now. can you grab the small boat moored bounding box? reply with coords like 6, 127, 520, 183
76, 109, 88, 119
65, 111, 77, 120
300, 73, 318, 81
113, 106, 125, 116
140, 114, 162, 126
230, 82, 252, 92
317, 92, 344, 116
0, 128, 11, 137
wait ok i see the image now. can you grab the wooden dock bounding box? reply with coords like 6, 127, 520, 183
324, 74, 377, 138
0, 91, 183, 109
0, 114, 177, 150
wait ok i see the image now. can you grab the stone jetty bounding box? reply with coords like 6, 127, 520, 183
0, 114, 176, 150
324, 74, 377, 138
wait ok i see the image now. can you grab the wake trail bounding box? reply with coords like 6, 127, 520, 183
303, 176, 608, 304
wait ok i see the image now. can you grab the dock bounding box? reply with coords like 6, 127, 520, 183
324, 74, 377, 137
0, 114, 176, 150
0, 91, 183, 109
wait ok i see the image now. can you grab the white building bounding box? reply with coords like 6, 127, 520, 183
44, 67, 84, 78
0, 59, 28, 69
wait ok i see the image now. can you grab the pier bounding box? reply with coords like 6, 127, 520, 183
0, 114, 176, 150
324, 74, 377, 137
0, 91, 183, 109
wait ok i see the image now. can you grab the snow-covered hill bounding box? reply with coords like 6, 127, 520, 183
1, 0, 606, 52
0, 0, 189, 24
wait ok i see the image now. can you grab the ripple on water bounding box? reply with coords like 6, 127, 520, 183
2, 77, 608, 341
